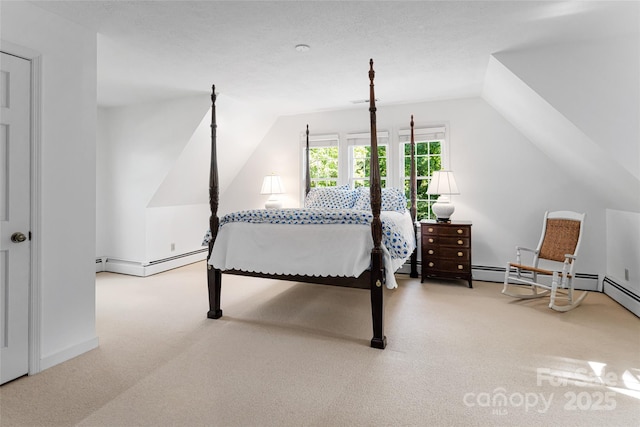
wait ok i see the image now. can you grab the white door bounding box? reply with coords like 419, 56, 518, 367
0, 52, 31, 385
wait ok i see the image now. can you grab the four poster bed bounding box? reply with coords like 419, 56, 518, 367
204, 60, 418, 349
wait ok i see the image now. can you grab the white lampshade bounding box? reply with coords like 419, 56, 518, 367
426, 170, 459, 196
426, 170, 460, 222
260, 175, 284, 195
260, 174, 284, 209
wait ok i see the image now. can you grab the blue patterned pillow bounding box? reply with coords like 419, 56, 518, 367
353, 187, 407, 212
353, 187, 371, 210
382, 187, 408, 212
304, 186, 356, 209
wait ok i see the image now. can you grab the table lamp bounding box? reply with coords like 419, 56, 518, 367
260, 174, 285, 209
426, 170, 459, 222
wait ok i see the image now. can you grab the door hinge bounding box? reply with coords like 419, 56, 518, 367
29, 231, 32, 241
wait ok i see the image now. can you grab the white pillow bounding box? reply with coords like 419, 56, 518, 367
353, 187, 371, 210
382, 187, 408, 212
304, 186, 356, 209
353, 187, 407, 212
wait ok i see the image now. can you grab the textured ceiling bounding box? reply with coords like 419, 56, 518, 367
31, 1, 639, 114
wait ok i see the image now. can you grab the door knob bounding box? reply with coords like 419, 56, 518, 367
11, 232, 27, 243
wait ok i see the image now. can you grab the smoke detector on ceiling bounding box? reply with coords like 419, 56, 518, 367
295, 44, 310, 52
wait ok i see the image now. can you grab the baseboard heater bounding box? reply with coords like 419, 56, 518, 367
468, 265, 599, 291
97, 248, 208, 277
603, 276, 639, 317
398, 263, 599, 291
147, 249, 208, 265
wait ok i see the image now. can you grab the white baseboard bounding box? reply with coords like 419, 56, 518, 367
98, 249, 207, 277
400, 263, 600, 290
603, 277, 640, 318
397, 262, 600, 291
468, 265, 600, 291
39, 336, 99, 372
95, 257, 106, 272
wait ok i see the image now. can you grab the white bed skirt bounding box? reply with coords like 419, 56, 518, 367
209, 211, 415, 289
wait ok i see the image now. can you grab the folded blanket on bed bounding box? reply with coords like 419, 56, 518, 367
202, 208, 414, 260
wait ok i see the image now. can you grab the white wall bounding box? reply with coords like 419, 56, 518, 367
96, 96, 210, 264
493, 37, 639, 181
484, 54, 638, 214
96, 92, 276, 270
96, 108, 111, 261
220, 97, 604, 281
1, 1, 98, 370
606, 210, 640, 292
145, 204, 209, 262
487, 38, 640, 303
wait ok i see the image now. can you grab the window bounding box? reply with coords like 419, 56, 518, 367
304, 134, 340, 188
300, 125, 448, 213
400, 126, 445, 220
347, 131, 388, 188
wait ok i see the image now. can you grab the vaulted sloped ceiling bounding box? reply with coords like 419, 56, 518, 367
31, 1, 639, 212
482, 38, 640, 213
490, 38, 639, 182
147, 94, 276, 207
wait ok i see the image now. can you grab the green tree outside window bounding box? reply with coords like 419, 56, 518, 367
404, 140, 442, 220
309, 146, 339, 188
351, 145, 387, 188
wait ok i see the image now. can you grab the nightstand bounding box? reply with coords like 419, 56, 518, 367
421, 220, 472, 288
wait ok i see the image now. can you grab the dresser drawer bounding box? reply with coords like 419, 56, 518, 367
422, 225, 470, 237
422, 225, 439, 235
439, 226, 470, 237
422, 235, 470, 248
423, 247, 470, 261
423, 258, 471, 273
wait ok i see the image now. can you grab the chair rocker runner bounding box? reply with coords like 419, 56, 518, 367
502, 211, 587, 312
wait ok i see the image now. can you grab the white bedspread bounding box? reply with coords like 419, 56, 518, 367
207, 210, 415, 289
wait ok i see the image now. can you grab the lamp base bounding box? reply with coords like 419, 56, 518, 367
264, 198, 282, 209
432, 197, 455, 222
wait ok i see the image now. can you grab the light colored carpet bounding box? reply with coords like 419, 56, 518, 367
1, 261, 638, 426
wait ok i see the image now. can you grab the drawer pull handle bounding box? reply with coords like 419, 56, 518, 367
457, 229, 463, 234
458, 240, 463, 245
428, 227, 434, 233
458, 252, 463, 257
428, 262, 434, 267
458, 265, 464, 270
428, 250, 434, 255
429, 238, 434, 243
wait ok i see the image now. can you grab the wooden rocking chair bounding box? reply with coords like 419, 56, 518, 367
502, 211, 587, 312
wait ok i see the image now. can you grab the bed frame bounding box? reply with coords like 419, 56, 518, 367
206, 59, 418, 349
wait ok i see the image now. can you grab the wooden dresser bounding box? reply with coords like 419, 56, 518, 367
421, 220, 472, 288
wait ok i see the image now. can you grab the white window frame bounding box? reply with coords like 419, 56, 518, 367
300, 132, 340, 201
398, 125, 449, 220
346, 130, 389, 188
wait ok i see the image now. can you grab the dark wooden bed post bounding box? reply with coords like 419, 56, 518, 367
205, 63, 412, 347
409, 115, 419, 278
368, 59, 386, 349
207, 85, 223, 319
